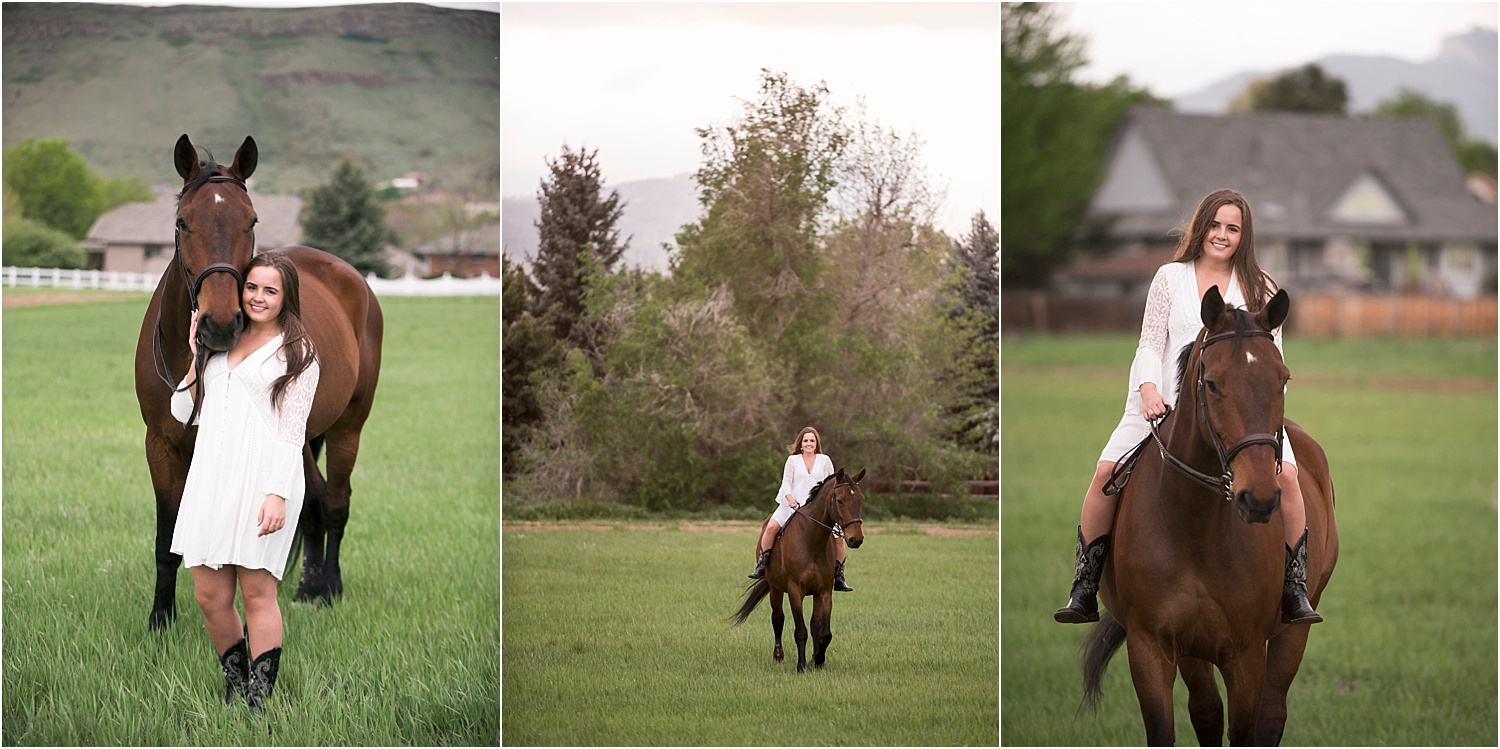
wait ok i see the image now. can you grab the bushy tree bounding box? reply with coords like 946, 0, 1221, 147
1229, 63, 1348, 114
530, 146, 629, 351
502, 256, 563, 473
3, 138, 149, 240
1001, 2, 1154, 288
301, 160, 393, 277
3, 218, 88, 268
1374, 88, 1497, 178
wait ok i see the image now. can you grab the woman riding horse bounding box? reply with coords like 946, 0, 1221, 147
747, 426, 854, 592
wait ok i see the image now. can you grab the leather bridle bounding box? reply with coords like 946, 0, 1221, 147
1153, 329, 1285, 502
788, 481, 864, 539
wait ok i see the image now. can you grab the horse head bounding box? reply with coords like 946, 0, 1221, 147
833, 468, 867, 548
173, 134, 258, 352
1197, 286, 1291, 525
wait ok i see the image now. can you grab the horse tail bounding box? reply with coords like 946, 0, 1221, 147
729, 579, 772, 627
1081, 610, 1127, 711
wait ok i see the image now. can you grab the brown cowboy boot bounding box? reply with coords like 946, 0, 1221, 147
1282, 528, 1322, 624
1054, 526, 1110, 623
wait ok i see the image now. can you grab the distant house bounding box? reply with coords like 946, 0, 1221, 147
1064, 106, 1498, 299
82, 190, 304, 276
412, 224, 500, 278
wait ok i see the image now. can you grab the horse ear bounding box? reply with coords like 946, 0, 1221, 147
852, 468, 866, 484
1200, 285, 1226, 329
231, 136, 257, 180
1263, 288, 1290, 330
834, 468, 846, 483
174, 134, 198, 182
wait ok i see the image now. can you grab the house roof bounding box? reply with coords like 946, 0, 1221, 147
413, 224, 500, 257
85, 191, 304, 250
1090, 106, 1497, 245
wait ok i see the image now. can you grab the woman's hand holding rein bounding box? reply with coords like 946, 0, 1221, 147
1140, 382, 1168, 421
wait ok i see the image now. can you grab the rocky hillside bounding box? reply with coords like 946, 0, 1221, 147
2, 3, 498, 194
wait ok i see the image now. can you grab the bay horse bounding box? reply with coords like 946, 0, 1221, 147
731, 468, 867, 672
1081, 286, 1337, 746
134, 134, 384, 630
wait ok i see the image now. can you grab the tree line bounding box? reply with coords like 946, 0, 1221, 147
503, 69, 998, 510
1002, 1, 1498, 290
2, 138, 401, 277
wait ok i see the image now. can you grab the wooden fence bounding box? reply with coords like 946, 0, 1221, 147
1002, 291, 1498, 338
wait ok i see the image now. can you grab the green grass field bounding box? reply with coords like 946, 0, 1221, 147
2, 294, 499, 745
1002, 333, 1497, 746
503, 525, 999, 746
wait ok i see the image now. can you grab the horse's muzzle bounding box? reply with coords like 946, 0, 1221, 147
845, 535, 863, 549
197, 310, 244, 352
1234, 487, 1280, 524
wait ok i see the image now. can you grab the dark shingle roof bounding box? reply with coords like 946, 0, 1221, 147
86, 192, 304, 250
1091, 106, 1497, 244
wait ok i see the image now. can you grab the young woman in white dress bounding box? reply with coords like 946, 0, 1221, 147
747, 426, 854, 591
173, 250, 320, 711
1053, 188, 1321, 626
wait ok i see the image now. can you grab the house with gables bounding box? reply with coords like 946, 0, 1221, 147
1061, 106, 1497, 300
82, 189, 304, 276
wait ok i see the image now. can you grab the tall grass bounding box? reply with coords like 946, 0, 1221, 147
3, 295, 499, 745
1002, 333, 1497, 745
503, 527, 999, 746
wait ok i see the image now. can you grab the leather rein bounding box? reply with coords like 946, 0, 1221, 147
1107, 329, 1284, 502
151, 174, 252, 426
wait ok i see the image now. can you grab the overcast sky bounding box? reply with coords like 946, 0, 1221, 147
1055, 2, 1497, 99
501, 2, 999, 238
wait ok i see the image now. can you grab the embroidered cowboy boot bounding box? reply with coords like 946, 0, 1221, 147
245, 646, 282, 713
748, 548, 773, 579
1281, 528, 1322, 624
1054, 526, 1111, 623
833, 559, 853, 592
218, 637, 251, 705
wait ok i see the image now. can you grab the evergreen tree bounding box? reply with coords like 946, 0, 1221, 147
530, 145, 629, 350
502, 256, 563, 472
301, 160, 393, 277
946, 211, 999, 452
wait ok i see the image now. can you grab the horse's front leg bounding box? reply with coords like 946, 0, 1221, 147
1219, 645, 1269, 747
811, 589, 832, 669
1257, 624, 1312, 746
1125, 635, 1178, 746
145, 431, 186, 630
1179, 658, 1224, 746
770, 587, 785, 662
788, 586, 809, 673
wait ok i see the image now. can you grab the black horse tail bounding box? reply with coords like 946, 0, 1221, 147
729, 579, 771, 627
1082, 610, 1127, 711
282, 435, 327, 580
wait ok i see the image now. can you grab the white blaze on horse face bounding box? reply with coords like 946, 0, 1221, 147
214, 194, 224, 204
1246, 351, 1257, 365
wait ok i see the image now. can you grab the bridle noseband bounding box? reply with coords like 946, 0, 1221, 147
1155, 329, 1284, 502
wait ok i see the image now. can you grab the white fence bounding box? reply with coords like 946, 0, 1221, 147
2, 266, 500, 297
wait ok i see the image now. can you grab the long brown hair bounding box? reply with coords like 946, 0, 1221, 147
247, 251, 317, 410
786, 426, 823, 456
1170, 188, 1275, 310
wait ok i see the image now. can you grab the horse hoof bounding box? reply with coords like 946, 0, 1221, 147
797, 663, 806, 673
773, 646, 784, 662
147, 609, 174, 631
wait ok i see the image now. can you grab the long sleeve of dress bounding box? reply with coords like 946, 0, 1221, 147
775, 456, 796, 505
1129, 265, 1173, 395
262, 358, 320, 500
171, 375, 199, 426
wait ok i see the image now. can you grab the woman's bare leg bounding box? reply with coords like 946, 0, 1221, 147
190, 565, 243, 655
237, 567, 283, 659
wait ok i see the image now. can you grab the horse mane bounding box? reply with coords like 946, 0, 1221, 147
805, 474, 836, 507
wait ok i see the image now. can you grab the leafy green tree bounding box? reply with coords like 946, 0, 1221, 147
1373, 88, 1497, 178
502, 256, 564, 473
1001, 2, 1154, 288
301, 160, 393, 277
3, 218, 88, 268
1229, 63, 1348, 114
2, 138, 133, 239
530, 145, 629, 351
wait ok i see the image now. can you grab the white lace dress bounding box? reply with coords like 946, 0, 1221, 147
170, 334, 320, 579
770, 453, 835, 527
1098, 261, 1297, 468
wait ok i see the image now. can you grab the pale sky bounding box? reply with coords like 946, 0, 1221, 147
1056, 2, 1497, 99
501, 2, 1000, 238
